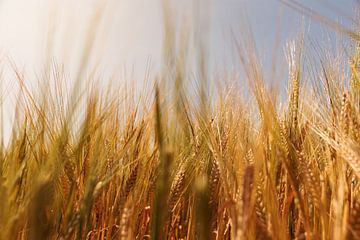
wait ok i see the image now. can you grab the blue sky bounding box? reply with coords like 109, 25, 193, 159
209, 0, 356, 73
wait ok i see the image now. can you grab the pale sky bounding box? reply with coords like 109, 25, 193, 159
0, 0, 355, 77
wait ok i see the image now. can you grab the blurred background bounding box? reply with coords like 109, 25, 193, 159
0, 0, 357, 139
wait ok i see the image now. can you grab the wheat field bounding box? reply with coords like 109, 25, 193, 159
1, 1, 360, 240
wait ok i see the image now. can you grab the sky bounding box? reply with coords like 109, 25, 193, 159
0, 0, 356, 77
0, 0, 357, 140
